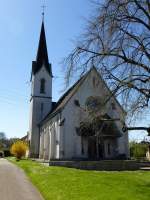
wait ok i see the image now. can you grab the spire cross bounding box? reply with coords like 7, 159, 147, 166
41, 3, 46, 21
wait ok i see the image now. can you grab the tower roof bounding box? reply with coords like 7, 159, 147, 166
36, 21, 49, 66
32, 21, 52, 76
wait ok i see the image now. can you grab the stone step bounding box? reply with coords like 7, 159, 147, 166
140, 167, 150, 171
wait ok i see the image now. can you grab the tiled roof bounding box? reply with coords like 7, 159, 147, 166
39, 67, 126, 125
40, 72, 88, 125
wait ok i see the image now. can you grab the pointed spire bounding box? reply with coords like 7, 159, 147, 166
36, 21, 49, 66
32, 21, 52, 77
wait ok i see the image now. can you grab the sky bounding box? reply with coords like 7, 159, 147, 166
0, 0, 149, 141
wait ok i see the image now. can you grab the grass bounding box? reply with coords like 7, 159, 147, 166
7, 157, 150, 200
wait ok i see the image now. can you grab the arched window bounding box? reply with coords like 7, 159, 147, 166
40, 78, 46, 94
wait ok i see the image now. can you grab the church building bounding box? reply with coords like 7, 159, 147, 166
28, 20, 129, 160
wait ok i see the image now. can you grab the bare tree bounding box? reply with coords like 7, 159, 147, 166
65, 0, 150, 119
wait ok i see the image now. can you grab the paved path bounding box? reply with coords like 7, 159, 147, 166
0, 158, 44, 200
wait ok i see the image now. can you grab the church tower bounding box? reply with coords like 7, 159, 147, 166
29, 21, 52, 158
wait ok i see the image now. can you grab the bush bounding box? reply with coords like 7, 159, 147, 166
10, 141, 28, 160
130, 142, 148, 159
3, 149, 11, 157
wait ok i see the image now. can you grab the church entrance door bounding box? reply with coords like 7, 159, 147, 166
88, 137, 104, 160
88, 137, 96, 159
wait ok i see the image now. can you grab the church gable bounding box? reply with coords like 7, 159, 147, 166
63, 67, 125, 119
41, 67, 125, 125
58, 68, 126, 159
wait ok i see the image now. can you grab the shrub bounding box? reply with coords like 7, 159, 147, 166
3, 149, 11, 157
130, 142, 148, 159
10, 141, 28, 160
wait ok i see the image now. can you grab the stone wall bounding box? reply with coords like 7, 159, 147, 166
49, 160, 140, 171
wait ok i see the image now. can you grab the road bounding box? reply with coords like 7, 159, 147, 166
0, 158, 44, 200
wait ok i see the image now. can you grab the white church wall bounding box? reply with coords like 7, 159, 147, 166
39, 128, 44, 158
61, 68, 129, 159
43, 126, 50, 160
29, 97, 52, 157
28, 100, 34, 141
59, 120, 66, 159
54, 118, 60, 159
29, 96, 41, 157
40, 113, 62, 160
30, 66, 52, 121
31, 66, 52, 98
62, 101, 83, 159
29, 65, 52, 158
39, 68, 129, 160
117, 132, 129, 158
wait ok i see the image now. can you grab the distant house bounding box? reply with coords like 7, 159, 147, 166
28, 21, 129, 160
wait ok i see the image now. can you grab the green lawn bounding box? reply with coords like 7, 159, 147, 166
8, 158, 150, 200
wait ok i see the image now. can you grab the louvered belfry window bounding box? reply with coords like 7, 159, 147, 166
40, 78, 46, 94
